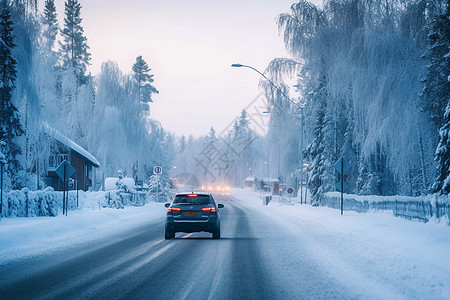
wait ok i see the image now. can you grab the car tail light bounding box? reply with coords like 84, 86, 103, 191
202, 207, 216, 213
168, 207, 181, 213
188, 194, 197, 197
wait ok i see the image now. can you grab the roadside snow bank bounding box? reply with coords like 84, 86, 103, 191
231, 188, 450, 299
0, 188, 153, 218
0, 202, 167, 263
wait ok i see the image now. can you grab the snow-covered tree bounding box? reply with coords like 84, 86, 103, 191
421, 0, 449, 131
433, 103, 450, 194
428, 0, 450, 194
59, 0, 90, 85
178, 135, 186, 153
0, 1, 24, 189
271, 0, 437, 197
42, 0, 58, 51
132, 55, 158, 111
305, 71, 328, 205
0, 0, 24, 188
148, 174, 169, 202
207, 127, 217, 144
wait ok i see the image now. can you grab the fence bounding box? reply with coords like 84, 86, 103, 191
322, 192, 450, 224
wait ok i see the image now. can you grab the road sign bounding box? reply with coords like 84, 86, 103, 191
335, 157, 351, 216
55, 160, 76, 181
334, 157, 350, 176
335, 180, 348, 193
153, 166, 162, 175
55, 160, 76, 217
287, 187, 294, 194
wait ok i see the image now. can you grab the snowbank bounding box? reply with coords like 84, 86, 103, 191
0, 202, 167, 262
0, 187, 160, 218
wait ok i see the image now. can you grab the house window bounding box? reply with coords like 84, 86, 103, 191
48, 154, 69, 169
86, 164, 92, 179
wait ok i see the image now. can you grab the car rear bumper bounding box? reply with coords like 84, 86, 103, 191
166, 216, 219, 233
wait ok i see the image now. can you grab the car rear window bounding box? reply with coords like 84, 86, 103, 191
173, 195, 212, 205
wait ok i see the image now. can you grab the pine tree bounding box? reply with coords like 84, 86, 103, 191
306, 98, 326, 205
433, 102, 450, 194
305, 70, 328, 205
178, 135, 186, 153
425, 0, 450, 194
59, 0, 90, 85
0, 1, 24, 189
132, 55, 158, 111
207, 127, 217, 143
148, 174, 169, 202
42, 0, 58, 50
421, 0, 449, 130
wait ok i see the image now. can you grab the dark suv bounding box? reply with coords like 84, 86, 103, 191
165, 192, 224, 239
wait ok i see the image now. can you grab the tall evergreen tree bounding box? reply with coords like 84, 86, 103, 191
59, 0, 90, 85
306, 98, 326, 206
425, 0, 450, 194
433, 102, 450, 194
421, 0, 450, 131
305, 70, 330, 205
207, 127, 217, 143
132, 55, 158, 111
178, 135, 186, 153
42, 0, 58, 50
0, 0, 24, 189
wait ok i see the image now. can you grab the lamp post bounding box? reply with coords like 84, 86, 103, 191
232, 63, 305, 203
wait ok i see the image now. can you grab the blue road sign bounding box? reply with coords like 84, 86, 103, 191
336, 180, 348, 193
55, 160, 76, 181
334, 157, 350, 175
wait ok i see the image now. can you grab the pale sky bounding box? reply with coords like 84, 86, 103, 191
49, 0, 322, 137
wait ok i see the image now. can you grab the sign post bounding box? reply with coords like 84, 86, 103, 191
153, 166, 162, 203
287, 187, 293, 203
334, 157, 350, 216
55, 160, 76, 216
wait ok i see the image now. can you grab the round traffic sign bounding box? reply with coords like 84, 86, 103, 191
287, 187, 294, 194
153, 166, 162, 174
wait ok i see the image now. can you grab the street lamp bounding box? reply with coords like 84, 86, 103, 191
264, 161, 269, 180
232, 62, 306, 204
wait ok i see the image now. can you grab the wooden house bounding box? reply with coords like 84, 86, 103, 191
42, 123, 100, 191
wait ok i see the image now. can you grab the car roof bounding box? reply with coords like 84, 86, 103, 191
175, 192, 211, 196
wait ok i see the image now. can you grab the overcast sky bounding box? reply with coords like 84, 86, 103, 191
49, 0, 322, 137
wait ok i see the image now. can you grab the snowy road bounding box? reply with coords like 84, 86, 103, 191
0, 191, 449, 299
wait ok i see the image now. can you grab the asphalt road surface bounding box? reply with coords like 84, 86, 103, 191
0, 194, 391, 299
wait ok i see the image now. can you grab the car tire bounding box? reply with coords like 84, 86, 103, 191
212, 227, 221, 239
165, 229, 174, 240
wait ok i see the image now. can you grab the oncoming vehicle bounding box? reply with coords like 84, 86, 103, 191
201, 184, 231, 195
165, 192, 224, 239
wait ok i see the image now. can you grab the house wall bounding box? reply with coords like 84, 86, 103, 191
71, 151, 93, 191
45, 142, 95, 192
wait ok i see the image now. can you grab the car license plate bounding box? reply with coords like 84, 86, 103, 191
183, 211, 200, 215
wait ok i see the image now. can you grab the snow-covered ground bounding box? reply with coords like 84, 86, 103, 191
0, 202, 167, 263
1, 188, 449, 298
233, 188, 450, 299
